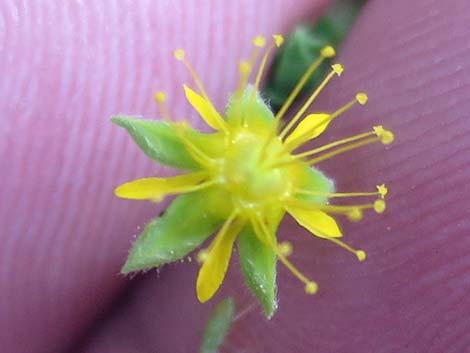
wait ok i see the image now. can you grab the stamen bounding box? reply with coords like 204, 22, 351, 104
373, 125, 395, 145
284, 92, 368, 151
286, 199, 385, 217
295, 186, 387, 199
307, 136, 380, 165
294, 130, 376, 159
196, 211, 240, 264
327, 237, 367, 262
237, 35, 267, 94
154, 90, 171, 121
377, 184, 388, 199
253, 215, 318, 295
331, 92, 368, 117
237, 60, 251, 93
253, 35, 284, 93
278, 241, 293, 256
279, 64, 343, 140
174, 49, 211, 102
304, 126, 394, 165
275, 45, 336, 125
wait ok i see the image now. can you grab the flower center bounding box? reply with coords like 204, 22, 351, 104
218, 127, 291, 210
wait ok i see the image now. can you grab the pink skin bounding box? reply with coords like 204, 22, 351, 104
1, 0, 469, 352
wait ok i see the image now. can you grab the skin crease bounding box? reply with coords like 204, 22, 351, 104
1, 1, 470, 353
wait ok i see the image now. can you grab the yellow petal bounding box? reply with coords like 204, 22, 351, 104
114, 172, 207, 201
285, 113, 331, 147
183, 84, 225, 130
288, 207, 342, 238
196, 217, 244, 302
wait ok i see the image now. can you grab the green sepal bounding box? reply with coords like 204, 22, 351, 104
112, 116, 218, 170
199, 298, 235, 353
122, 189, 224, 273
296, 165, 335, 204
225, 86, 275, 127
238, 211, 282, 319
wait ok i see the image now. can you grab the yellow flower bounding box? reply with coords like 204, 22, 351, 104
113, 35, 393, 317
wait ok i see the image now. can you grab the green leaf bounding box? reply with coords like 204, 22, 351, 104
112, 116, 207, 170
122, 189, 224, 273
238, 220, 279, 319
200, 298, 235, 353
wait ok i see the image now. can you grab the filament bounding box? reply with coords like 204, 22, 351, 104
275, 45, 336, 126
252, 214, 318, 295
326, 237, 367, 261
174, 49, 211, 102
237, 35, 266, 94
253, 35, 284, 93
284, 93, 368, 151
295, 130, 377, 159
279, 64, 343, 140
306, 136, 379, 165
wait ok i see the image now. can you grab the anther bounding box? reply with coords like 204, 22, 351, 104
356, 92, 368, 105
239, 61, 251, 75
305, 281, 318, 295
154, 91, 166, 103
154, 91, 171, 120
347, 208, 363, 222
253, 35, 266, 48
356, 250, 367, 262
373, 199, 386, 213
253, 35, 283, 91
279, 241, 293, 256
320, 45, 336, 58
197, 249, 209, 263
373, 126, 395, 145
377, 184, 388, 199
273, 34, 284, 47
174, 49, 185, 60
332, 63, 344, 76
